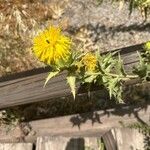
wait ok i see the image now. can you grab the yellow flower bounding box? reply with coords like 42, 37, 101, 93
33, 26, 72, 66
81, 53, 97, 72
144, 41, 150, 53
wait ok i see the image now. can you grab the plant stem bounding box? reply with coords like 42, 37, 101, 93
107, 73, 138, 79
87, 72, 138, 80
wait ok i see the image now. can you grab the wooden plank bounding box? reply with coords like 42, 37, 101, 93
0, 143, 33, 150
102, 128, 146, 150
25, 105, 149, 142
0, 43, 145, 109
0, 105, 149, 143
122, 52, 139, 65
0, 72, 71, 108
123, 61, 138, 73
102, 130, 116, 150
36, 136, 103, 150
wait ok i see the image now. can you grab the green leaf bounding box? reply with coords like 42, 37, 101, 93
102, 75, 109, 83
84, 75, 97, 83
133, 51, 149, 79
100, 52, 116, 72
108, 78, 118, 98
116, 54, 126, 76
67, 75, 76, 99
103, 76, 123, 102
44, 71, 59, 87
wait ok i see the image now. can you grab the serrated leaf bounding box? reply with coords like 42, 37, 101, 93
108, 78, 117, 98
133, 51, 148, 79
84, 75, 96, 83
116, 54, 126, 76
101, 53, 116, 72
44, 71, 59, 87
102, 75, 109, 83
107, 77, 122, 101
67, 75, 76, 99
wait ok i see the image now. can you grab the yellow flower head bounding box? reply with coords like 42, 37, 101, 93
33, 26, 72, 66
81, 53, 97, 72
144, 41, 150, 53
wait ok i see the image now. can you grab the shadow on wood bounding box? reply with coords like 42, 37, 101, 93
69, 103, 149, 129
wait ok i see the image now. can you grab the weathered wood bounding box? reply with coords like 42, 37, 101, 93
26, 105, 149, 142
102, 130, 116, 150
0, 71, 70, 108
0, 105, 149, 143
0, 43, 144, 109
0, 143, 33, 150
102, 128, 146, 150
36, 136, 103, 150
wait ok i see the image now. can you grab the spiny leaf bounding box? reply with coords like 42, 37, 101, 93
44, 71, 59, 87
84, 75, 97, 83
108, 77, 118, 98
116, 54, 126, 76
67, 75, 76, 99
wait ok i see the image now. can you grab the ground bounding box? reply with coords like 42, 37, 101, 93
0, 0, 150, 76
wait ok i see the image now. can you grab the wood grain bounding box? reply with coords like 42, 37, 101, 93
103, 128, 146, 150
25, 105, 149, 142
0, 143, 33, 150
0, 105, 149, 143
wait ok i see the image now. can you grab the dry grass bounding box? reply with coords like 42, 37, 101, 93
0, 0, 103, 76
0, 0, 69, 76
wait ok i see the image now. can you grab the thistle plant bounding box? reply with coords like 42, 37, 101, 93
32, 25, 150, 102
